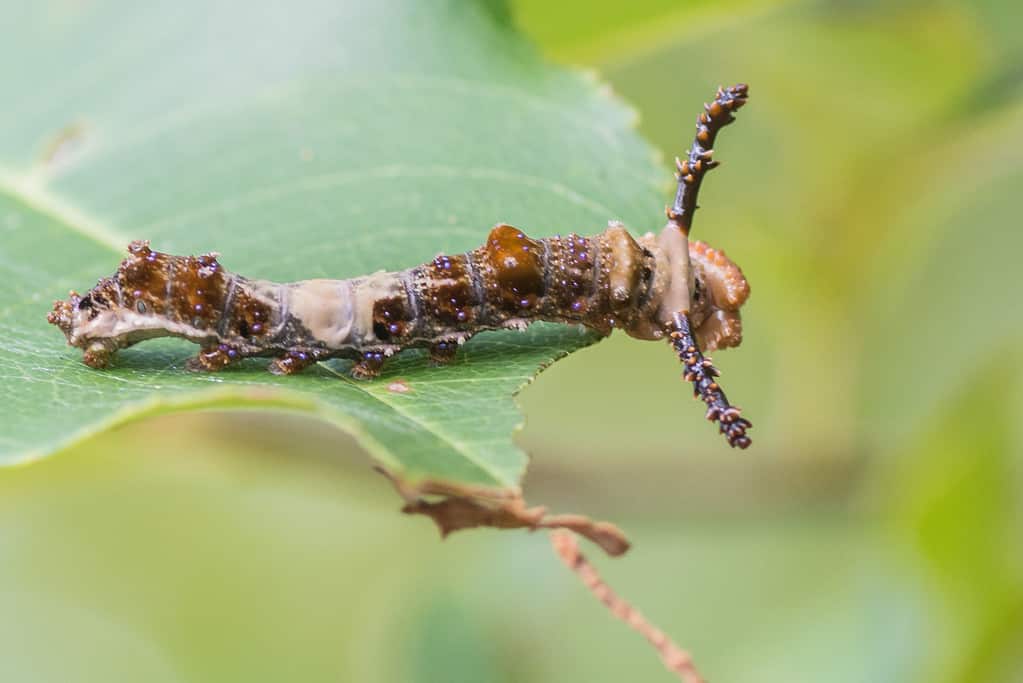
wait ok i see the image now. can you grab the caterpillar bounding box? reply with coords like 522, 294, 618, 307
49, 84, 753, 448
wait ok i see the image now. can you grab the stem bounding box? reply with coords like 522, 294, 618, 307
550, 530, 707, 683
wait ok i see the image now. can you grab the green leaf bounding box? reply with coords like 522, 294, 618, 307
511, 0, 792, 66
883, 354, 1023, 683
861, 97, 1023, 445
0, 1, 663, 492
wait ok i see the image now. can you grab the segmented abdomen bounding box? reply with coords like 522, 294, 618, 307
115, 242, 277, 344
97, 223, 661, 358
309, 222, 661, 353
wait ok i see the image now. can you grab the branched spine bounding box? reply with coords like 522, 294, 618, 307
667, 84, 749, 234
669, 312, 751, 449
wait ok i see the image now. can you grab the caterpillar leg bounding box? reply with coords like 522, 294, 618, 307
351, 350, 386, 380
81, 340, 117, 369
429, 340, 459, 365
186, 344, 242, 372
667, 84, 749, 235
268, 350, 318, 375
668, 312, 751, 449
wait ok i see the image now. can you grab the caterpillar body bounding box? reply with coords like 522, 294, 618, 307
49, 85, 754, 448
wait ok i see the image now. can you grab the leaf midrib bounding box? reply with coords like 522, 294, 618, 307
320, 363, 517, 489
0, 169, 127, 254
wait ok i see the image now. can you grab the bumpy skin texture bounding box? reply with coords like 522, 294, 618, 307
47, 227, 747, 373
47, 84, 755, 448
669, 312, 752, 449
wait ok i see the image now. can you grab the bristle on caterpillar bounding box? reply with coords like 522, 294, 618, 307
47, 85, 756, 450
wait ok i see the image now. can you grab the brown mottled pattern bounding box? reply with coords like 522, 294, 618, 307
224, 281, 273, 340
405, 225, 656, 337
50, 224, 740, 361
83, 277, 121, 316
117, 242, 234, 333
416, 253, 477, 329
117, 241, 173, 317
541, 233, 596, 319
588, 232, 614, 321
475, 224, 546, 315
167, 254, 230, 331
371, 293, 413, 342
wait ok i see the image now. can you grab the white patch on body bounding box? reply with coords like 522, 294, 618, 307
286, 279, 354, 347
351, 271, 407, 346
74, 309, 203, 347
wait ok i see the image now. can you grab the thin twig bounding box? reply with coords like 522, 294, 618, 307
550, 530, 706, 683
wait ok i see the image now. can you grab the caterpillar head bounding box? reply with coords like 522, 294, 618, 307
687, 240, 750, 352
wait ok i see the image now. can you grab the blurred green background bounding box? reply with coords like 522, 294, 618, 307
2, 1, 1021, 681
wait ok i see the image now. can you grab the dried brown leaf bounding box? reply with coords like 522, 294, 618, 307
377, 467, 631, 557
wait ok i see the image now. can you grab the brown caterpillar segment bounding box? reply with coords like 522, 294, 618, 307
225, 279, 276, 342
415, 253, 478, 330
540, 232, 596, 318
47, 84, 754, 448
479, 224, 546, 314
